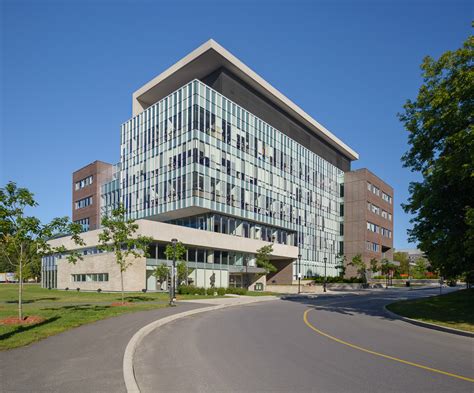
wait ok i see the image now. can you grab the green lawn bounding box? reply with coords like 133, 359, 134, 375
387, 289, 474, 332
244, 291, 280, 296
0, 284, 214, 350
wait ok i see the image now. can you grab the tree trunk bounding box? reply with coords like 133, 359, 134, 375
120, 270, 124, 305
18, 244, 23, 321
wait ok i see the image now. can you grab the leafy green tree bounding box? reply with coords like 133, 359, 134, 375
98, 205, 152, 304
153, 263, 169, 290
164, 241, 188, 286
393, 252, 410, 275
335, 253, 347, 278
412, 257, 428, 279
164, 241, 187, 263
398, 33, 474, 278
0, 182, 84, 320
176, 261, 189, 285
369, 258, 379, 275
349, 254, 366, 282
256, 244, 276, 274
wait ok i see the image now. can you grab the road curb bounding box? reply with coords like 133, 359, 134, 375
123, 297, 276, 393
383, 305, 474, 338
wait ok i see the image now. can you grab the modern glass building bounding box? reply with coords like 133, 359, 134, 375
45, 39, 360, 291
120, 79, 346, 278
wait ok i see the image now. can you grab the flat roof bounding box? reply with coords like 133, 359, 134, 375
133, 39, 358, 161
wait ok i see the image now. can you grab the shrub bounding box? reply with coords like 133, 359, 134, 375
310, 276, 365, 284
226, 287, 247, 295
76, 288, 80, 291
178, 285, 193, 295
178, 285, 207, 295
216, 287, 226, 296
65, 287, 69, 291
97, 288, 102, 293
206, 287, 215, 296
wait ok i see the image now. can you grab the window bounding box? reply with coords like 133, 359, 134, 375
382, 192, 392, 204
381, 227, 392, 238
74, 218, 90, 231
367, 222, 379, 233
366, 242, 379, 252
75, 175, 93, 190
75, 196, 92, 210
72, 273, 108, 282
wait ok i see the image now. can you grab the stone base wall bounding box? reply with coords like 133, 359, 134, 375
247, 274, 266, 291
266, 284, 325, 294
57, 253, 146, 292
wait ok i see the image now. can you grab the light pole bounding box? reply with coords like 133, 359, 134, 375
323, 257, 327, 293
297, 254, 302, 294
170, 238, 178, 306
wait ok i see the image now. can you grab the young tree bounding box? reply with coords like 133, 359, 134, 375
0, 182, 84, 320
398, 33, 474, 278
255, 244, 276, 274
98, 205, 152, 304
176, 261, 188, 285
393, 252, 410, 275
412, 257, 428, 279
335, 254, 347, 278
164, 241, 188, 287
369, 258, 379, 276
153, 263, 169, 290
349, 254, 366, 282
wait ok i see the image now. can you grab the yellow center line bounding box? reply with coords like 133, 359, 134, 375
303, 309, 474, 383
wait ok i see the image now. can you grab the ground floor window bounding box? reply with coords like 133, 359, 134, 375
72, 273, 109, 282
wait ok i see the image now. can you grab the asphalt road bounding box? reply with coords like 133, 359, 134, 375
134, 288, 473, 393
0, 302, 207, 393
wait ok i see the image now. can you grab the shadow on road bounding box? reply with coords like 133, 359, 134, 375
280, 292, 407, 321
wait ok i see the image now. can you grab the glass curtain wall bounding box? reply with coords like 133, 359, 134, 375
121, 80, 343, 277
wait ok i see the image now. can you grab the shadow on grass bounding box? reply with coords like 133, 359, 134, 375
41, 305, 111, 311
0, 316, 60, 341
123, 296, 156, 302
5, 297, 59, 304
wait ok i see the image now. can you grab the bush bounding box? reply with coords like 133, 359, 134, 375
226, 287, 247, 295
178, 285, 206, 295
206, 287, 216, 296
216, 287, 226, 296
310, 276, 365, 284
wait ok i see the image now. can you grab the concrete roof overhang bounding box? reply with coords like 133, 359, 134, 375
132, 39, 358, 161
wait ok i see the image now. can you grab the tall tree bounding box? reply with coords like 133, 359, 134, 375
0, 182, 84, 320
393, 252, 410, 275
255, 244, 276, 274
348, 254, 366, 282
398, 33, 474, 278
98, 205, 152, 304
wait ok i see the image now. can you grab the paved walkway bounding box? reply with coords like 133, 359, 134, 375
0, 302, 207, 393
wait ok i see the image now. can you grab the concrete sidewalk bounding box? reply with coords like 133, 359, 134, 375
178, 295, 277, 305
0, 302, 207, 393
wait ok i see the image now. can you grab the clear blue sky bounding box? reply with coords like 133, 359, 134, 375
0, 0, 471, 249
